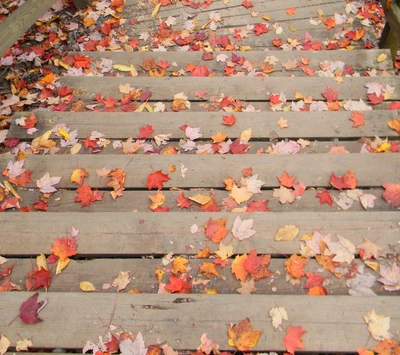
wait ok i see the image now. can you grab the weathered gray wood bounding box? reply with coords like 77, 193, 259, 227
8, 257, 392, 295
13, 188, 391, 213
72, 0, 91, 9
10, 110, 399, 139
74, 49, 392, 74
1, 292, 398, 351
380, 0, 400, 47
0, 154, 398, 189
60, 76, 400, 100
0, 0, 55, 57
0, 212, 398, 256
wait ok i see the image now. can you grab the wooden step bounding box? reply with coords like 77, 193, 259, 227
10, 110, 399, 139
60, 76, 400, 101
1, 154, 397, 189
1, 212, 398, 256
1, 292, 398, 351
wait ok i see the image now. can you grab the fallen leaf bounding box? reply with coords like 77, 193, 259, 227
232, 216, 256, 240
378, 262, 400, 291
19, 292, 46, 324
0, 335, 10, 355
364, 309, 392, 341
382, 184, 400, 207
315, 189, 333, 206
278, 171, 295, 188
80, 281, 96, 292
227, 318, 262, 351
146, 170, 170, 190
200, 262, 219, 278
350, 111, 365, 127
275, 225, 299, 241
269, 306, 288, 329
36, 172, 62, 193
16, 339, 33, 352
285, 254, 309, 278
70, 168, 89, 186
204, 217, 229, 243
197, 334, 219, 355
215, 242, 234, 260
283, 325, 307, 354
359, 194, 377, 210
149, 191, 166, 210
237, 279, 257, 294
357, 238, 383, 260
112, 271, 131, 292
171, 257, 189, 275
231, 254, 248, 281
273, 186, 295, 204
119, 332, 147, 355
277, 116, 289, 128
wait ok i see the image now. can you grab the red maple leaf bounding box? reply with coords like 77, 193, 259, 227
286, 7, 296, 15
204, 217, 229, 243
146, 170, 171, 190
241, 0, 253, 8
30, 267, 51, 290
73, 54, 93, 69
278, 171, 295, 188
254, 24, 268, 36
329, 170, 357, 190
157, 60, 171, 69
200, 198, 220, 212
9, 170, 32, 187
222, 114, 236, 126
190, 65, 211, 77
283, 325, 307, 354
32, 197, 48, 211
138, 124, 154, 139
272, 38, 283, 47
322, 86, 338, 102
230, 139, 249, 154
244, 250, 272, 280
153, 205, 170, 212
165, 275, 192, 293
176, 191, 192, 209
21, 114, 37, 129
388, 102, 400, 110
19, 292, 46, 324
367, 93, 384, 105
382, 184, 400, 207
315, 189, 333, 206
202, 52, 214, 61
325, 18, 336, 29
350, 111, 365, 127
246, 200, 270, 212
75, 185, 104, 207
51, 237, 78, 261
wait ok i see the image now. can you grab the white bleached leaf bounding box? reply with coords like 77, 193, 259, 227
36, 172, 62, 193
269, 306, 288, 329
120, 332, 147, 355
231, 216, 256, 240
364, 309, 392, 341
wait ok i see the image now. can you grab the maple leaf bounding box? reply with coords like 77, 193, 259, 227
229, 184, 253, 204
277, 116, 289, 128
322, 86, 338, 102
146, 170, 170, 190
378, 262, 400, 291
138, 124, 154, 139
19, 292, 47, 324
388, 119, 400, 134
222, 114, 236, 125
231, 254, 248, 281
70, 168, 89, 186
108, 168, 125, 199
315, 189, 333, 206
283, 325, 307, 354
165, 275, 192, 293
36, 173, 62, 193
254, 23, 268, 35
75, 185, 104, 207
29, 267, 51, 291
215, 242, 234, 260
232, 216, 256, 240
329, 170, 357, 190
350, 111, 365, 128
273, 186, 295, 204
227, 318, 262, 351
176, 191, 192, 209
51, 237, 78, 261
247, 200, 270, 212
382, 184, 400, 207
15, 339, 32, 352
0, 335, 10, 355
364, 309, 392, 341
286, 7, 296, 14
197, 334, 219, 355
357, 238, 383, 260
112, 271, 131, 292
237, 279, 257, 294
204, 217, 229, 243
9, 170, 32, 187
149, 191, 165, 210
119, 332, 147, 355
285, 254, 309, 278
200, 262, 219, 278
269, 307, 288, 329
241, 0, 253, 8
171, 257, 189, 275
278, 171, 295, 188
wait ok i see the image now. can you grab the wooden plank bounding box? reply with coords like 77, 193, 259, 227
1, 292, 398, 351
0, 212, 398, 256
13, 188, 392, 213
7, 257, 392, 295
10, 110, 399, 139
75, 49, 393, 74
60, 76, 400, 101
0, 154, 398, 189
0, 0, 55, 57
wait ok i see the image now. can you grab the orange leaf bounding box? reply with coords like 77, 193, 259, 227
307, 285, 327, 296
70, 168, 89, 186
227, 318, 262, 351
278, 171, 295, 188
211, 131, 228, 143
231, 254, 248, 281
204, 217, 229, 243
146, 170, 170, 190
199, 262, 219, 278
388, 119, 400, 134
285, 254, 309, 278
382, 184, 400, 207
108, 168, 126, 199
75, 185, 104, 207
283, 325, 307, 354
222, 114, 236, 126
165, 275, 192, 293
149, 191, 165, 210
50, 237, 78, 261
350, 111, 365, 128
286, 7, 296, 15
171, 257, 189, 275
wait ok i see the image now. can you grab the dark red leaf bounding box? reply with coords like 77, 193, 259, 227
19, 292, 45, 324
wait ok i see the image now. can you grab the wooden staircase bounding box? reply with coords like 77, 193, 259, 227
1, 0, 400, 352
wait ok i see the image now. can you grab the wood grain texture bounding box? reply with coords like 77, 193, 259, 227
0, 212, 398, 256
74, 49, 393, 74
60, 76, 400, 100
0, 0, 55, 57
10, 110, 399, 139
7, 257, 394, 295
14, 188, 392, 213
1, 292, 399, 351
0, 154, 398, 189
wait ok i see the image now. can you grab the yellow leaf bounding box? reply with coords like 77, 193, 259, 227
3, 180, 22, 201
58, 127, 70, 140
211, 131, 228, 143
71, 168, 89, 186
240, 128, 252, 142
365, 260, 379, 272
288, 25, 297, 32
149, 191, 166, 210
80, 281, 96, 292
317, 8, 324, 16
262, 15, 270, 21
215, 242, 234, 260
189, 194, 212, 205
376, 53, 387, 62
70, 143, 82, 155
151, 3, 161, 17
364, 309, 392, 341
228, 318, 263, 351
36, 253, 48, 271
155, 268, 165, 282
204, 288, 218, 294
171, 256, 189, 275
229, 184, 253, 204
275, 225, 299, 241
0, 334, 10, 355
113, 63, 138, 76
200, 262, 219, 278
56, 257, 70, 275
277, 116, 289, 128
16, 339, 33, 352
